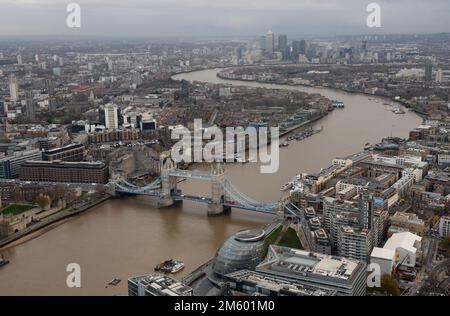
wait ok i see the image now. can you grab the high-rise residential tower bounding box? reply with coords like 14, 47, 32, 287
26, 90, 35, 120
9, 75, 19, 102
425, 60, 433, 82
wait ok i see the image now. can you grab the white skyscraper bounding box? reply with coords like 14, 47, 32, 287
265, 30, 274, 54
17, 54, 22, 65
9, 74, 19, 102
104, 103, 119, 129
436, 68, 443, 83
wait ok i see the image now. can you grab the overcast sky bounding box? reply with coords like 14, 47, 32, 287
0, 0, 449, 38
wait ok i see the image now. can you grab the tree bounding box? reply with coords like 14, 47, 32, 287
48, 185, 66, 202
379, 274, 402, 296
441, 237, 450, 257
35, 194, 51, 210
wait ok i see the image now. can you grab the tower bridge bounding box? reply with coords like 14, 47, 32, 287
115, 156, 282, 216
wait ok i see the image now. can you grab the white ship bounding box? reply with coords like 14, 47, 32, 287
171, 261, 185, 273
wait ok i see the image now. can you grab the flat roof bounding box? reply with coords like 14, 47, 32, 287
371, 247, 395, 261
22, 160, 106, 169
256, 245, 364, 283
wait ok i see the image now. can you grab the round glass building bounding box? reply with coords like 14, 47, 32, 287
213, 229, 267, 276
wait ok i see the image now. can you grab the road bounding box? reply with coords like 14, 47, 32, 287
403, 235, 440, 296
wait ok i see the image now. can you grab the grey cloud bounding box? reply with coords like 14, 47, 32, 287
0, 0, 448, 37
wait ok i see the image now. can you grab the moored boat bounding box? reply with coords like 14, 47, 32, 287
171, 261, 185, 273
280, 182, 293, 191
0, 255, 9, 268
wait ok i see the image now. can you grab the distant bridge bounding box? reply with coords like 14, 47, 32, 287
115, 157, 281, 216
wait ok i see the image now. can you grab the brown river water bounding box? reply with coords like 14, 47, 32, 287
0, 68, 421, 295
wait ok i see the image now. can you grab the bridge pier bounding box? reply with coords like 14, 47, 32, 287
158, 155, 177, 208
207, 203, 230, 216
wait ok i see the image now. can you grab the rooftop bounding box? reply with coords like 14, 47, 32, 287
128, 274, 192, 296
234, 229, 266, 242
256, 245, 364, 283
225, 269, 336, 296
371, 247, 396, 261
384, 232, 422, 254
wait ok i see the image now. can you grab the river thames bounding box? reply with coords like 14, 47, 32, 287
0, 68, 422, 295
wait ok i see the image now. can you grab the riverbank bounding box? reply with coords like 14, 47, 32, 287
0, 68, 422, 296
215, 67, 428, 120
0, 195, 111, 250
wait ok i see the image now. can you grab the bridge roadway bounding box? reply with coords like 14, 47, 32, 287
168, 170, 212, 180
115, 177, 279, 214
116, 185, 279, 214
112, 159, 283, 214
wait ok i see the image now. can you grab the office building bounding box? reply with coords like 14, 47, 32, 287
389, 212, 425, 237
53, 67, 61, 76
17, 54, 22, 65
45, 79, 55, 95
104, 103, 119, 130
42, 143, 85, 162
9, 75, 19, 102
259, 35, 266, 51
235, 47, 243, 61
19, 161, 109, 184
256, 245, 367, 296
435, 68, 443, 83
265, 30, 274, 54
128, 274, 193, 296
278, 34, 288, 60
291, 41, 300, 60
213, 229, 267, 276
370, 247, 395, 276
48, 97, 57, 112
141, 118, 157, 131
371, 232, 422, 279
25, 90, 35, 120
123, 112, 142, 129
383, 232, 421, 268
439, 216, 450, 238
299, 40, 307, 55
38, 137, 61, 151
87, 129, 140, 144
224, 269, 336, 296
0, 149, 42, 179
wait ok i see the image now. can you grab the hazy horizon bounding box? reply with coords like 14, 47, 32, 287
0, 0, 449, 38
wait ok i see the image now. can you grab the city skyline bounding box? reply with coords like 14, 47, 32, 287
0, 0, 449, 37
1, 1, 450, 300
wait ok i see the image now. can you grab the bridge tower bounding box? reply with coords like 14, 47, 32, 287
208, 162, 229, 216
158, 155, 178, 207
277, 201, 285, 221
